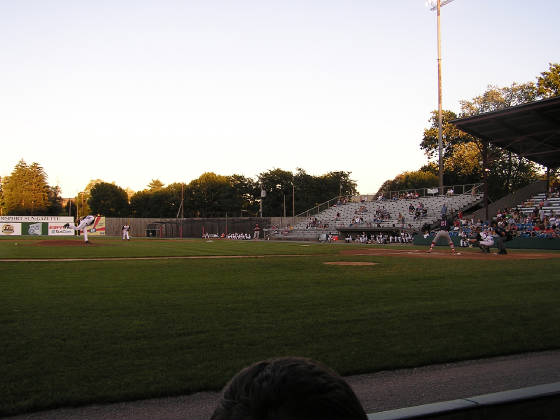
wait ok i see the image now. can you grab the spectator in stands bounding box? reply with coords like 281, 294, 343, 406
211, 357, 368, 420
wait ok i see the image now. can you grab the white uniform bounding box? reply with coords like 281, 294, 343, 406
122, 225, 131, 240
479, 231, 494, 247
68, 215, 96, 242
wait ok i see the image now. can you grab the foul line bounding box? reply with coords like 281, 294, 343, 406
0, 254, 317, 262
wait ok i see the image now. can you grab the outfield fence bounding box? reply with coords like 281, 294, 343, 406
105, 217, 306, 238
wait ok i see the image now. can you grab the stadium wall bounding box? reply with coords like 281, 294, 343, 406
105, 217, 306, 238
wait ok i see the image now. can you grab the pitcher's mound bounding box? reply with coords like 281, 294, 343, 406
324, 261, 377, 266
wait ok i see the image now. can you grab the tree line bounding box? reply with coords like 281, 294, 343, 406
378, 62, 560, 199
0, 165, 357, 218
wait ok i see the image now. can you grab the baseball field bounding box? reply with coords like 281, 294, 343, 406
1, 237, 560, 416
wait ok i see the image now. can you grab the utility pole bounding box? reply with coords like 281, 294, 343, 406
260, 186, 265, 217
292, 182, 295, 226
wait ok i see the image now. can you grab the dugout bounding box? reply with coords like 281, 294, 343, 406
146, 223, 165, 238
338, 226, 413, 241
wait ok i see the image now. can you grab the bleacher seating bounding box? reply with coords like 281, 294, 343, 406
509, 192, 560, 238
285, 193, 484, 234
516, 193, 560, 217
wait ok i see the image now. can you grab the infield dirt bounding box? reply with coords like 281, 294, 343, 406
341, 248, 560, 260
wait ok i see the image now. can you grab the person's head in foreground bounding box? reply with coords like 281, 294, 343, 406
210, 356, 368, 420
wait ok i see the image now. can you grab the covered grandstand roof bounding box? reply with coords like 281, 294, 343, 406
451, 96, 560, 169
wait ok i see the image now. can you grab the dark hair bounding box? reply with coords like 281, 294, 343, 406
211, 357, 367, 420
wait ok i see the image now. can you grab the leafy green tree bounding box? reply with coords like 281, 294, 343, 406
186, 173, 234, 217
129, 169, 356, 218
130, 188, 175, 218
46, 185, 63, 216
2, 160, 50, 215
377, 169, 438, 196
259, 168, 358, 216
459, 82, 537, 116
536, 62, 560, 99
64, 198, 77, 218
74, 179, 104, 217
258, 169, 294, 217
319, 171, 358, 198
421, 110, 473, 161
228, 174, 259, 217
147, 179, 165, 191
89, 182, 130, 216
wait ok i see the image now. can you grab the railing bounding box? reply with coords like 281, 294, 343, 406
373, 183, 484, 200
295, 196, 346, 219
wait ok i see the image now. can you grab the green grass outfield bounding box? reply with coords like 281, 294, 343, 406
1, 237, 560, 416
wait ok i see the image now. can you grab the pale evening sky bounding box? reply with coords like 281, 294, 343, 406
1, 0, 558, 197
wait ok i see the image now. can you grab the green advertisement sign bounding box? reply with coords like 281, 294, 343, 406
22, 222, 49, 236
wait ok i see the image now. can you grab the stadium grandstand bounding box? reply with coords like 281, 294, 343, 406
270, 184, 484, 241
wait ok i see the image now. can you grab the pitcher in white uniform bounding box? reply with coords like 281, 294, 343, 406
64, 215, 96, 243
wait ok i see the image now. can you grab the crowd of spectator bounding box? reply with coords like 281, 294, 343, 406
442, 190, 560, 243
305, 217, 330, 229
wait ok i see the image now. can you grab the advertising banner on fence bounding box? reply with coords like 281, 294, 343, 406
0, 223, 22, 235
0, 216, 104, 236
0, 216, 73, 223
48, 222, 74, 236
23, 222, 48, 235
86, 216, 106, 236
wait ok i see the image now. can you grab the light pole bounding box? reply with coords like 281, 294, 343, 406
292, 182, 295, 226
428, 0, 456, 194
259, 185, 265, 217
276, 184, 286, 220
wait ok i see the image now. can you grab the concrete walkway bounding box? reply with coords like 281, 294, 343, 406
6, 350, 560, 420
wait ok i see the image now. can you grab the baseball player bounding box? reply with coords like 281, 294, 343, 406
478, 229, 494, 253
253, 223, 261, 240
64, 215, 96, 244
428, 215, 456, 254
122, 224, 131, 240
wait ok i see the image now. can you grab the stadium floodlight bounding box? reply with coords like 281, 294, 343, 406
427, 0, 456, 195
427, 0, 455, 11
